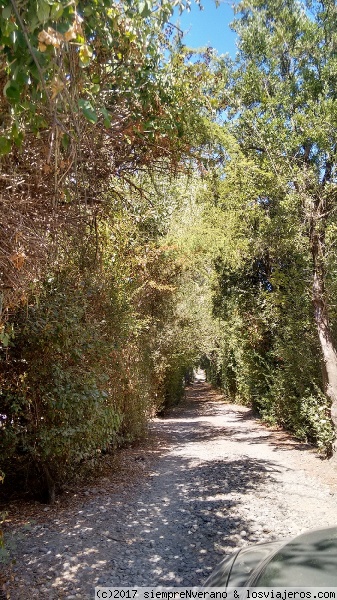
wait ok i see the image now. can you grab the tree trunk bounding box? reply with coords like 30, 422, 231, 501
309, 200, 337, 453
41, 463, 56, 505
312, 266, 337, 448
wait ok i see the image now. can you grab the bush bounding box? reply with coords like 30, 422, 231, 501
210, 250, 335, 454
0, 273, 125, 501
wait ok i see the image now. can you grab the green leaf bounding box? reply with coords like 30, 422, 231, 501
91, 84, 100, 94
37, 0, 51, 22
12, 67, 29, 86
3, 81, 21, 103
100, 107, 111, 128
0, 331, 10, 346
16, 31, 27, 49
78, 99, 97, 124
56, 21, 74, 34
2, 4, 12, 19
50, 2, 64, 21
124, 30, 137, 41
13, 132, 23, 148
139, 0, 152, 17
79, 44, 93, 67
11, 122, 23, 148
61, 133, 70, 149
0, 136, 11, 156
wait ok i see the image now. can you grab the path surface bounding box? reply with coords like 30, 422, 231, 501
3, 383, 337, 599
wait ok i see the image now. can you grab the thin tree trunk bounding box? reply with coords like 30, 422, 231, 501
312, 258, 337, 449
308, 163, 337, 450
41, 463, 56, 504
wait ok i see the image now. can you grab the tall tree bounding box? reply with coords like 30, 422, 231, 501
228, 0, 337, 443
0, 0, 208, 323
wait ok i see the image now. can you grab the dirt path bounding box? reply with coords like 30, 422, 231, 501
2, 383, 337, 599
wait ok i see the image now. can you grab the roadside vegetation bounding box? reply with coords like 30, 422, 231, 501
1, 0, 337, 505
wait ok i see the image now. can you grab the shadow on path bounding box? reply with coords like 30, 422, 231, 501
3, 381, 328, 599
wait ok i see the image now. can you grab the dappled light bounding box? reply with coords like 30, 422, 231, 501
2, 0, 337, 596
4, 382, 337, 598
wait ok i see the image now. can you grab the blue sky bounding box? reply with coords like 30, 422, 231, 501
173, 0, 238, 57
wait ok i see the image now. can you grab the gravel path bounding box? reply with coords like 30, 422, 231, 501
3, 382, 337, 599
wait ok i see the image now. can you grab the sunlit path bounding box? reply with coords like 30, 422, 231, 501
3, 382, 337, 599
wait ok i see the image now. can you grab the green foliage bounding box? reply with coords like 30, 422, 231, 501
3, 0, 337, 504
0, 0, 223, 501
0, 0, 207, 155
0, 271, 122, 489
300, 389, 334, 454
203, 0, 337, 454
207, 139, 334, 452
0, 169, 219, 497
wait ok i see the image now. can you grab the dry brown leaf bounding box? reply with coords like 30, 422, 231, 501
73, 13, 84, 35
50, 76, 64, 100
64, 27, 76, 42
38, 27, 64, 48
10, 252, 26, 270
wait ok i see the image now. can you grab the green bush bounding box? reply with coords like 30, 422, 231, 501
210, 249, 335, 453
0, 273, 126, 500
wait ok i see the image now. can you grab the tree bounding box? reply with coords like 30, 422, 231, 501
226, 0, 337, 446
0, 0, 208, 325
208, 147, 334, 449
0, 0, 223, 499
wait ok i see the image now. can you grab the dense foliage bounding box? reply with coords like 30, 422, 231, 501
2, 0, 337, 506
0, 170, 216, 501
0, 0, 217, 500
206, 0, 337, 453
207, 150, 334, 451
